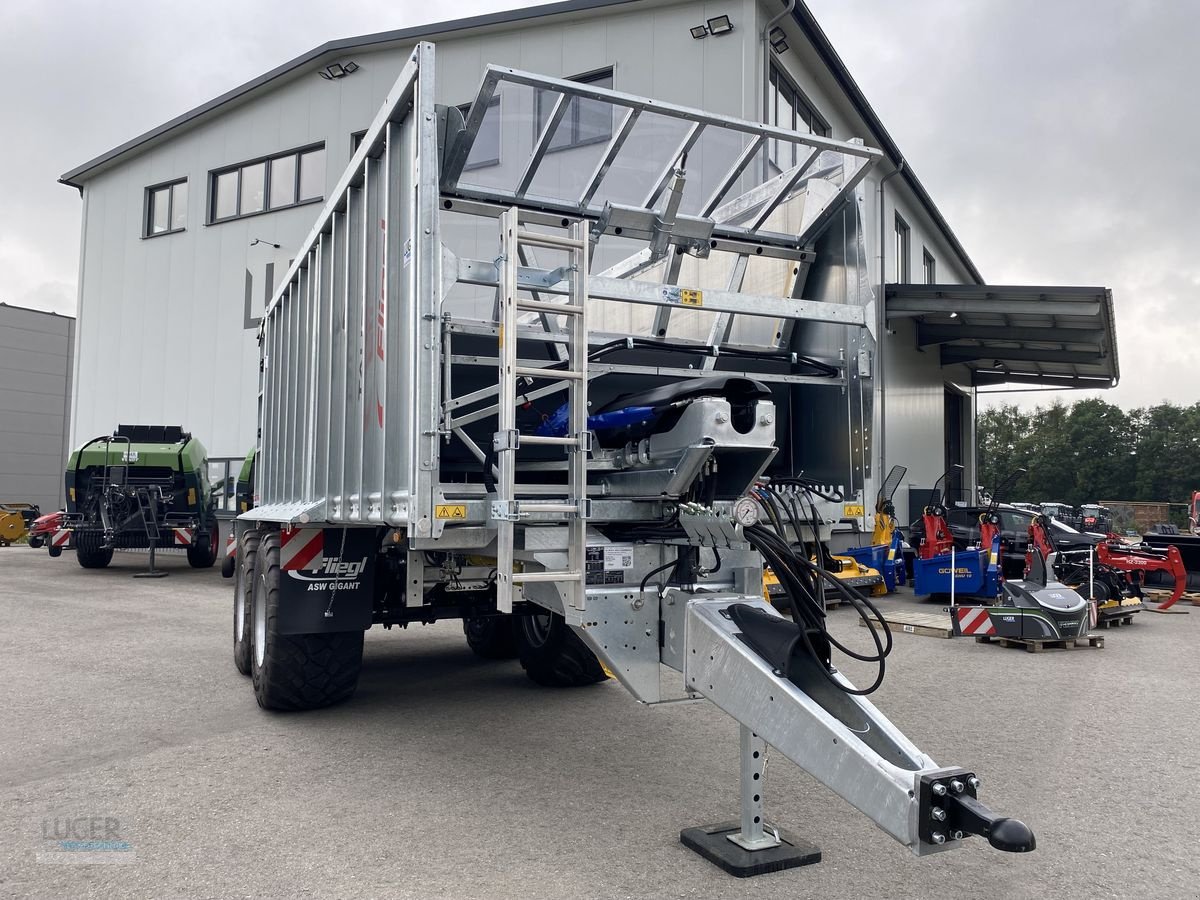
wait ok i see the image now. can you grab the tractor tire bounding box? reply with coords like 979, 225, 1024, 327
516, 610, 608, 687
28, 535, 44, 549
463, 615, 518, 659
188, 521, 220, 569
233, 529, 260, 676
251, 531, 364, 710
75, 532, 113, 569
48, 545, 62, 558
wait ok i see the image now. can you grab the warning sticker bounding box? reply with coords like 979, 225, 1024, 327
843, 504, 865, 518
659, 286, 704, 307
436, 504, 468, 520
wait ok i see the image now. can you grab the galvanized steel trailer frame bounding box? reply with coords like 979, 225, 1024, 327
243, 43, 1032, 866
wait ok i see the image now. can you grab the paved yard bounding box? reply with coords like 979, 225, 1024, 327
1, 545, 1197, 898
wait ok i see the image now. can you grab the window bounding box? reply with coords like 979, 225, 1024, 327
923, 247, 936, 284
350, 130, 367, 154
767, 63, 831, 170
534, 68, 613, 152
894, 213, 910, 282
458, 94, 501, 169
208, 145, 325, 223
144, 179, 188, 237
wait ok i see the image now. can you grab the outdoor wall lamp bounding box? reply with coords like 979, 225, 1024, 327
691, 15, 735, 39
319, 61, 360, 80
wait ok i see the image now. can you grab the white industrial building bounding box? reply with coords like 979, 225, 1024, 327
59, 0, 1117, 523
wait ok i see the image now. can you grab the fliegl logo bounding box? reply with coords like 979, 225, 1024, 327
287, 555, 369, 591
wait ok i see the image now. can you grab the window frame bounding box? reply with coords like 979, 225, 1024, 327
143, 177, 188, 238
767, 61, 831, 171
534, 67, 615, 154
894, 213, 911, 283
923, 247, 936, 284
207, 143, 326, 225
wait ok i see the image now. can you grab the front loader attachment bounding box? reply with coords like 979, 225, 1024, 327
681, 596, 1034, 859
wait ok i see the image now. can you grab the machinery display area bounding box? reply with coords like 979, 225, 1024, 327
230, 43, 1038, 873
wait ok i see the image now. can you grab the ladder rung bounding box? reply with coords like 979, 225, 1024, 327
516, 299, 584, 316
515, 366, 584, 381
517, 232, 586, 251
512, 570, 584, 583
518, 434, 583, 447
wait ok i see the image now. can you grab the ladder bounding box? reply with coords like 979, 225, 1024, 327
493, 207, 590, 617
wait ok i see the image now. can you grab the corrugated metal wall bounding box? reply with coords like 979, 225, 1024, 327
0, 304, 74, 513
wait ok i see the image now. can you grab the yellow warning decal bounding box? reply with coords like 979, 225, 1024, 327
680, 289, 703, 307
436, 504, 468, 520
843, 504, 865, 518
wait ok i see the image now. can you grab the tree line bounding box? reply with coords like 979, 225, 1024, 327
976, 398, 1200, 508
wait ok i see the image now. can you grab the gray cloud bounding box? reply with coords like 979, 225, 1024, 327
807, 0, 1200, 409
3, 0, 1193, 410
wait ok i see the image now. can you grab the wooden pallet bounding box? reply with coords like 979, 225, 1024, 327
975, 634, 1104, 653
857, 609, 953, 639
1095, 614, 1136, 629
1142, 588, 1200, 605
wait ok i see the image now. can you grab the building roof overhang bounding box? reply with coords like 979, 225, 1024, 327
884, 283, 1120, 389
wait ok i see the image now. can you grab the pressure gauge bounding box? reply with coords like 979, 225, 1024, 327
732, 496, 760, 527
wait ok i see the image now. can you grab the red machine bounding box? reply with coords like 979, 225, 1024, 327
1097, 538, 1188, 611
915, 465, 961, 560
1026, 511, 1184, 610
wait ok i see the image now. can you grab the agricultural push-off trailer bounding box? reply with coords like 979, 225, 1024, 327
233, 44, 1033, 872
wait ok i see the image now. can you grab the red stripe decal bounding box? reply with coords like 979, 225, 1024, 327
285, 531, 324, 571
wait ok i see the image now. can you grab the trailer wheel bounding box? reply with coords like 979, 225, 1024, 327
463, 615, 518, 659
48, 545, 62, 558
233, 529, 260, 676
188, 521, 220, 568
28, 535, 44, 549
75, 532, 113, 569
516, 610, 608, 687
251, 531, 364, 710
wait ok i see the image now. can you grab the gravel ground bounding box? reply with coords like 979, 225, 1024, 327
1, 545, 1197, 899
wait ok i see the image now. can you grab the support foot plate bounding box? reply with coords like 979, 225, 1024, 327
680, 822, 820, 877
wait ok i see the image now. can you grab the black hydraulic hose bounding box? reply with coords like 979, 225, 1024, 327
745, 523, 892, 696
640, 557, 679, 598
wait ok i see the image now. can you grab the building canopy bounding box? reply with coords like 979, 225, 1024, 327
885, 284, 1119, 389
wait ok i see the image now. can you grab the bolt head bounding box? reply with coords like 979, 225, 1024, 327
932, 783, 947, 796
931, 807, 946, 822
931, 832, 946, 845
968, 776, 981, 791
952, 830, 964, 841
950, 780, 965, 794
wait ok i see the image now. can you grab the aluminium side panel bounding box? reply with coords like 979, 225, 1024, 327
251, 45, 432, 526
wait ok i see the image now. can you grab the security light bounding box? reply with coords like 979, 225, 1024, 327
690, 25, 708, 39
770, 37, 789, 53
318, 61, 359, 80
769, 26, 788, 53
707, 15, 734, 35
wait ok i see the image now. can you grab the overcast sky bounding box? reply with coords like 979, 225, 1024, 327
2, 0, 1195, 410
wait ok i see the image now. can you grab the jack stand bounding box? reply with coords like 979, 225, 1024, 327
680, 726, 820, 877
134, 543, 169, 579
